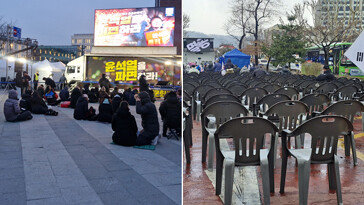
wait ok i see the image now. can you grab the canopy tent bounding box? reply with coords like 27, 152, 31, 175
31, 59, 65, 82
222, 49, 251, 68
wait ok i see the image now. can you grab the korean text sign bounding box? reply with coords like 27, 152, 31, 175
94, 7, 175, 47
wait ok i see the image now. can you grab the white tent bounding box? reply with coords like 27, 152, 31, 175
31, 59, 65, 82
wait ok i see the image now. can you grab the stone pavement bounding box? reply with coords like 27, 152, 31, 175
0, 92, 181, 205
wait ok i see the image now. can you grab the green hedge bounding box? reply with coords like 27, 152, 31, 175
301, 62, 323, 76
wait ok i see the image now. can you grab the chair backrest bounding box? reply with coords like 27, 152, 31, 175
274, 87, 299, 100
315, 82, 338, 95
255, 93, 291, 113
289, 115, 353, 163
183, 83, 196, 96
265, 101, 309, 131
183, 91, 192, 102
227, 84, 247, 97
215, 117, 278, 165
262, 84, 281, 94
240, 87, 268, 107
299, 93, 330, 113
203, 88, 232, 102
193, 85, 214, 101
321, 100, 364, 122
333, 85, 358, 100
204, 94, 241, 108
202, 101, 249, 127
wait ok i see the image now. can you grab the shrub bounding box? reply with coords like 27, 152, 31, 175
301, 62, 322, 76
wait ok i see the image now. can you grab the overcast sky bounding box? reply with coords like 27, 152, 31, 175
184, 0, 308, 35
0, 0, 155, 45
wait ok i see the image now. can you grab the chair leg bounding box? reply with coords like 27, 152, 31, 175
349, 132, 358, 166
300, 133, 305, 148
208, 134, 215, 171
261, 159, 271, 204
280, 148, 288, 194
224, 160, 235, 205
295, 135, 302, 149
215, 153, 223, 195
362, 112, 364, 132
297, 159, 310, 205
184, 133, 191, 164
273, 135, 278, 169
328, 163, 336, 190
344, 135, 350, 157
334, 155, 343, 205
202, 132, 207, 163
196, 101, 201, 122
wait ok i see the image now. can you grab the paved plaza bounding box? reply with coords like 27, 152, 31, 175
0, 91, 181, 205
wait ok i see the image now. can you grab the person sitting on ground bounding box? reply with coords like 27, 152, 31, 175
97, 97, 113, 123
135, 91, 160, 146
44, 86, 61, 106
4, 90, 33, 122
43, 77, 56, 91
20, 89, 33, 112
110, 86, 119, 99
111, 94, 122, 113
37, 85, 45, 98
30, 91, 58, 116
159, 91, 181, 137
74, 94, 96, 120
111, 101, 138, 146
70, 85, 82, 108
87, 88, 99, 103
59, 86, 70, 101
98, 86, 109, 103
83, 83, 90, 94
316, 65, 336, 81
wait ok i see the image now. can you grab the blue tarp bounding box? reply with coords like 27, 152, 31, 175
223, 49, 251, 68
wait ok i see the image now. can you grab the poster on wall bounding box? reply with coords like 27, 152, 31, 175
86, 56, 181, 85
94, 7, 175, 47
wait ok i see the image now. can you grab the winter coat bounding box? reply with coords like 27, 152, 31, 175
4, 90, 20, 121
213, 62, 222, 72
70, 87, 82, 108
159, 93, 181, 129
128, 90, 137, 106
15, 72, 23, 88
45, 78, 56, 89
111, 108, 138, 146
44, 90, 58, 105
88, 89, 98, 103
97, 100, 113, 123
30, 95, 48, 114
136, 92, 160, 136
60, 88, 70, 101
139, 77, 149, 93
74, 97, 89, 120
111, 95, 122, 113
20, 93, 32, 111
37, 87, 45, 98
99, 77, 110, 90
225, 59, 235, 70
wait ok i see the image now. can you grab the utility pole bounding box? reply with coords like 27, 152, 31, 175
5, 24, 10, 80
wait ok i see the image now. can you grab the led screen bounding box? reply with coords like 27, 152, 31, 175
94, 7, 175, 47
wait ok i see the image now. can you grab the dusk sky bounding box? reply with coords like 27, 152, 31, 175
0, 0, 155, 45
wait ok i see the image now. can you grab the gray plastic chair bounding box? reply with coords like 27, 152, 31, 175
313, 100, 364, 165
215, 117, 279, 205
254, 93, 291, 116
274, 87, 300, 100
203, 88, 232, 103
280, 115, 353, 205
192, 85, 214, 121
240, 87, 268, 111
299, 93, 330, 114
203, 94, 241, 109
201, 102, 249, 169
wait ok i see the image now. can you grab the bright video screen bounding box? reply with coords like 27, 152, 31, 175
86, 56, 181, 85
94, 7, 175, 47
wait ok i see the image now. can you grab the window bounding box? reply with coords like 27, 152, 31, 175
77, 66, 80, 73
67, 66, 75, 73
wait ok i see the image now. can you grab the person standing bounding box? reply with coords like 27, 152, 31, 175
33, 71, 39, 90
15, 71, 23, 99
99, 74, 110, 93
59, 74, 67, 90
22, 71, 31, 94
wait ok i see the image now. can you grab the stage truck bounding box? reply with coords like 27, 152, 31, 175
65, 55, 181, 98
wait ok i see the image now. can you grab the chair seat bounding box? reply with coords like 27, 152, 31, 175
289, 148, 312, 161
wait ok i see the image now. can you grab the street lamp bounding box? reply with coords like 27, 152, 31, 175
19, 58, 27, 63
7, 56, 15, 62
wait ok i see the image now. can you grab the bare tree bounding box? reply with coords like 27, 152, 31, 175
226, 0, 280, 65
183, 13, 191, 37
0, 17, 9, 52
293, 0, 362, 71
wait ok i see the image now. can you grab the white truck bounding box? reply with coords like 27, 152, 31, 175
65, 55, 86, 83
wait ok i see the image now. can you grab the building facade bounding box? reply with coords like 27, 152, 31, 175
33, 45, 78, 64
71, 34, 94, 55
315, 0, 364, 29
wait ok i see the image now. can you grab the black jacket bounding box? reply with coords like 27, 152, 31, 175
88, 89, 98, 103
159, 94, 181, 129
30, 95, 48, 114
99, 77, 110, 90
139, 77, 149, 92
316, 70, 336, 81
112, 109, 138, 146
70, 87, 82, 108
136, 92, 160, 135
74, 97, 89, 120
37, 87, 45, 98
20, 93, 32, 111
111, 95, 122, 113
97, 101, 113, 123
60, 88, 69, 101
45, 78, 56, 89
